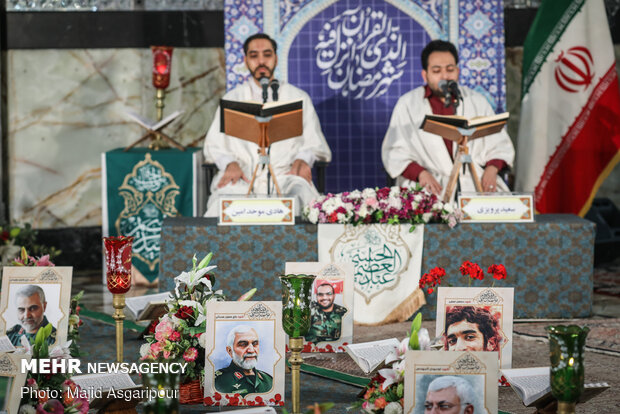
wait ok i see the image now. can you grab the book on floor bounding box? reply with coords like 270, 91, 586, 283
125, 292, 171, 321
501, 367, 610, 408
344, 338, 399, 374
71, 372, 143, 410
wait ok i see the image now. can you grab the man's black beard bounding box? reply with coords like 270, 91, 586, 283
318, 302, 334, 312
250, 66, 273, 81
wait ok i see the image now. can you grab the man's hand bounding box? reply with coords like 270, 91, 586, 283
418, 170, 442, 195
287, 159, 312, 183
481, 165, 499, 192
217, 162, 249, 188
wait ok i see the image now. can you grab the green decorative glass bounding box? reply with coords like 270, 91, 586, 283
141, 361, 181, 414
280, 274, 316, 337
546, 325, 590, 413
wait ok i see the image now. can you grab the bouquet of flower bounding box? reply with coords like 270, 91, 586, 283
18, 317, 88, 414
419, 260, 508, 294
354, 314, 431, 414
140, 253, 225, 383
11, 246, 55, 267
303, 186, 461, 228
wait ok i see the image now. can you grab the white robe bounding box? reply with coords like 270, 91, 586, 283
203, 81, 331, 216
382, 86, 515, 199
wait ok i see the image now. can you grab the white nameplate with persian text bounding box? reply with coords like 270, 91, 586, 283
219, 197, 295, 225
458, 193, 534, 223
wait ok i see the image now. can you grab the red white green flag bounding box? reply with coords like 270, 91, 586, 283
516, 0, 620, 216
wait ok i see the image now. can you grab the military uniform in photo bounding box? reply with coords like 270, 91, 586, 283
6, 316, 56, 346
214, 362, 273, 397
305, 302, 347, 343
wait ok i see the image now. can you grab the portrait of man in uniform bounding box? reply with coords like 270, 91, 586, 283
444, 306, 502, 352
304, 281, 348, 343
214, 324, 273, 397
6, 284, 57, 346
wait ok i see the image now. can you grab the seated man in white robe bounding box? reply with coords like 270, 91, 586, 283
203, 33, 331, 216
382, 40, 514, 200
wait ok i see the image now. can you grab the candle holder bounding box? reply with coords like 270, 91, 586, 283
104, 236, 134, 363
151, 46, 173, 150
546, 325, 590, 414
280, 274, 315, 414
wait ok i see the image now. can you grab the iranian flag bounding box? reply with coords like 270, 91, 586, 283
516, 0, 620, 216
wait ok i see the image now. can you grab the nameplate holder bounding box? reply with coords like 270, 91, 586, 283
458, 193, 534, 223
219, 197, 295, 225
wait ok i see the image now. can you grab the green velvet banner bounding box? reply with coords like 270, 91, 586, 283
103, 148, 201, 282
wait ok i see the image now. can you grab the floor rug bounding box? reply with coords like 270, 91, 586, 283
513, 318, 620, 356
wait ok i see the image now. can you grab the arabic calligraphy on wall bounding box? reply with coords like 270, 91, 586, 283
315, 6, 407, 100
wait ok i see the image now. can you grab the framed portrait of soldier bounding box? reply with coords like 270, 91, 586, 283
403, 351, 498, 414
203, 301, 285, 406
0, 267, 72, 348
435, 287, 514, 369
0, 352, 31, 414
285, 262, 354, 352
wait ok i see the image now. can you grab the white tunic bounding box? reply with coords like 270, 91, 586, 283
382, 86, 515, 199
203, 81, 331, 216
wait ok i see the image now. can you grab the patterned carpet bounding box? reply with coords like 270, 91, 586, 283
593, 256, 620, 298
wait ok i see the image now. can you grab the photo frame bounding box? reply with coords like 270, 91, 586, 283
435, 287, 514, 369
404, 351, 498, 414
203, 301, 285, 406
285, 262, 354, 352
0, 352, 31, 414
0, 267, 73, 349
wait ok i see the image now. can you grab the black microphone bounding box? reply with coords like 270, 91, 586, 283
447, 80, 462, 108
270, 79, 279, 102
438, 80, 452, 108
259, 77, 269, 104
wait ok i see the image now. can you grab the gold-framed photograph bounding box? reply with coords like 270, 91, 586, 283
0, 267, 73, 348
0, 352, 31, 414
203, 301, 285, 406
404, 350, 498, 414
435, 287, 514, 369
285, 262, 353, 352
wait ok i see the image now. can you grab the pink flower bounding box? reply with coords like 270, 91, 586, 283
365, 197, 378, 208
36, 255, 55, 266
169, 330, 181, 341
154, 316, 174, 341
150, 342, 163, 356
163, 350, 171, 359
36, 399, 64, 414
183, 347, 198, 362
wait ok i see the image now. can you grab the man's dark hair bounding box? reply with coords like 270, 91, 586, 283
445, 306, 501, 350
316, 283, 334, 294
421, 39, 459, 70
243, 33, 277, 55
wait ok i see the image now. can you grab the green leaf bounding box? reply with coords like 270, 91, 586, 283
197, 252, 213, 269
410, 313, 422, 335
191, 254, 197, 270
9, 227, 21, 238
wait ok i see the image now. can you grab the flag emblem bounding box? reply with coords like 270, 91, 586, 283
554, 46, 594, 93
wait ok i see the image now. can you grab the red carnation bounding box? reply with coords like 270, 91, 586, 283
488, 264, 507, 280
175, 305, 194, 319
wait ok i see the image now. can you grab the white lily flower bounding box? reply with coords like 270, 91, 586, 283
49, 340, 73, 359
140, 343, 151, 357
18, 335, 32, 355
378, 366, 401, 391
418, 328, 431, 351
194, 302, 208, 327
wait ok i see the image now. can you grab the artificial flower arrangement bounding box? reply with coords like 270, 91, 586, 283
140, 253, 225, 386
303, 186, 461, 228
418, 260, 508, 294
354, 313, 430, 414
19, 292, 87, 414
